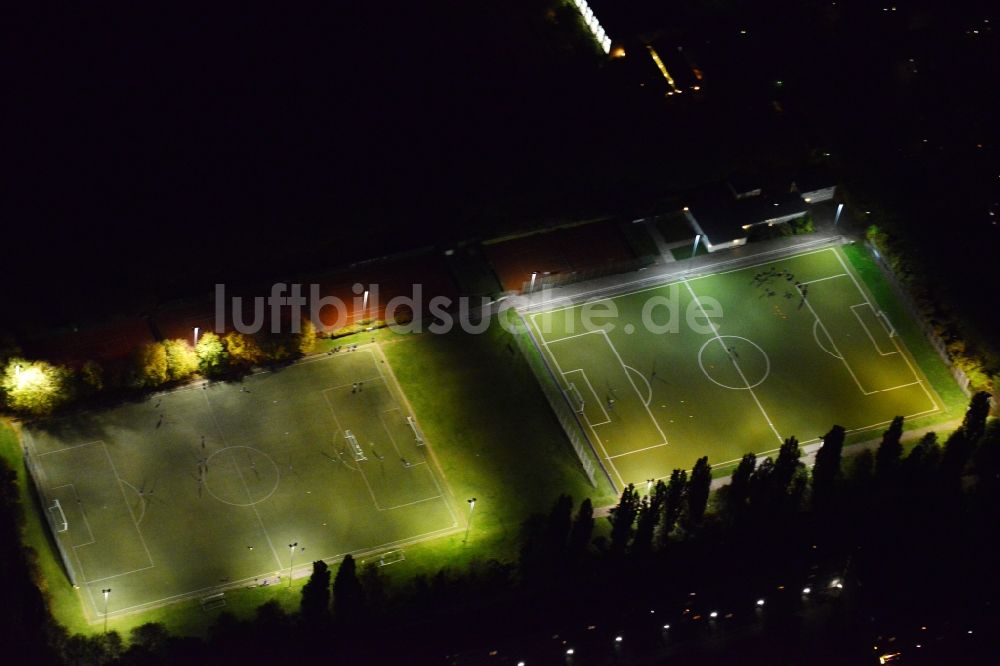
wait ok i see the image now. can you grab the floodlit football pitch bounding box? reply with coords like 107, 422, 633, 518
23, 346, 458, 620
528, 247, 943, 489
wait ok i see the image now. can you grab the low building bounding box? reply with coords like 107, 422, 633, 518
683, 184, 808, 252
791, 165, 837, 203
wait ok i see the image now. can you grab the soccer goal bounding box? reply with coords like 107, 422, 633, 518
877, 310, 897, 338
406, 416, 425, 446
345, 430, 367, 461
364, 549, 405, 567
564, 382, 585, 414
49, 499, 69, 533
200, 592, 226, 611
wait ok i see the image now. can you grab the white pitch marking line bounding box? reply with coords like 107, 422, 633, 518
830, 250, 940, 413
607, 442, 669, 460
795, 282, 872, 396
535, 330, 627, 489
624, 364, 653, 406
203, 390, 282, 570
562, 368, 610, 423
683, 279, 783, 443
850, 303, 897, 356
601, 330, 668, 446
812, 319, 842, 359
102, 443, 155, 569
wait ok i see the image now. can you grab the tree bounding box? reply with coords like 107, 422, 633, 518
300, 560, 331, 626
133, 342, 168, 387
332, 554, 364, 625
567, 498, 594, 560
902, 432, 941, 485
543, 495, 573, 563
298, 317, 317, 354
683, 456, 712, 530
195, 332, 228, 376
723, 453, 756, 520
658, 469, 687, 545
1, 359, 73, 416
80, 360, 104, 394
940, 427, 974, 481
812, 426, 845, 511
632, 480, 666, 555
608, 484, 640, 556
962, 391, 992, 445
875, 416, 905, 480
223, 331, 263, 369
163, 339, 199, 381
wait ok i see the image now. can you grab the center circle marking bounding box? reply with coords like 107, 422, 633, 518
697, 336, 770, 390
205, 446, 280, 507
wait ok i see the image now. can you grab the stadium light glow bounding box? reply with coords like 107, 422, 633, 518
802, 586, 811, 595
570, 0, 612, 53
756, 598, 766, 606
615, 635, 622, 642
709, 611, 718, 618
566, 648, 575, 655
194, 326, 200, 346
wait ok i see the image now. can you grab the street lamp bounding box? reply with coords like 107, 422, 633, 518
463, 498, 477, 543
102, 588, 111, 633
288, 542, 298, 588
691, 234, 702, 258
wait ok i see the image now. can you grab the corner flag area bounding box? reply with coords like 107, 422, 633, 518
23, 346, 458, 620
528, 246, 944, 489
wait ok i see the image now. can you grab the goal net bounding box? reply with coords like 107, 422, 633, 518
406, 416, 425, 446
345, 430, 367, 461
49, 499, 68, 533
564, 382, 585, 414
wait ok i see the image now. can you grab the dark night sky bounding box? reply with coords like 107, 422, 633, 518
3, 2, 618, 327
3, 1, 998, 344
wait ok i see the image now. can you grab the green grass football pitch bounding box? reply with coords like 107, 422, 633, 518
528, 246, 945, 489
23, 345, 459, 621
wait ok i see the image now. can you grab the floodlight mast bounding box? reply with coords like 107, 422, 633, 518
463, 498, 477, 543
102, 588, 111, 633
288, 542, 298, 588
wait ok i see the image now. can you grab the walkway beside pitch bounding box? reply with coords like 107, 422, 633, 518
590, 418, 962, 515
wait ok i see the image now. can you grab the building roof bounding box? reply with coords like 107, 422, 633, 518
687, 185, 807, 246
791, 164, 837, 194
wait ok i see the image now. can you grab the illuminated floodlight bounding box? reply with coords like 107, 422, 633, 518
756, 598, 765, 607
662, 624, 670, 630
615, 636, 623, 643
802, 586, 811, 595
709, 611, 718, 618
566, 648, 575, 655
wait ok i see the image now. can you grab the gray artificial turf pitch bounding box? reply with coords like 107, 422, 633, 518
24, 345, 458, 620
